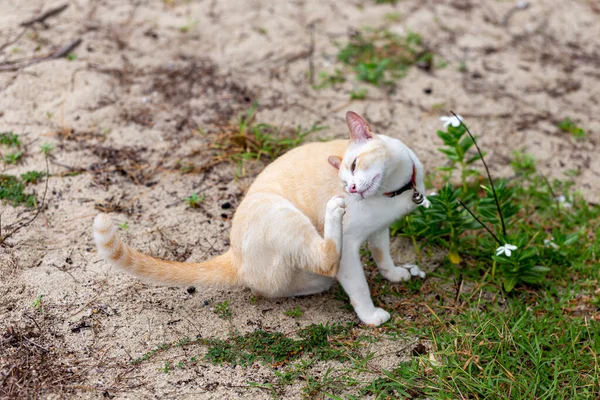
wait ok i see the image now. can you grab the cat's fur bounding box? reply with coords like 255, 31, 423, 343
94, 111, 426, 326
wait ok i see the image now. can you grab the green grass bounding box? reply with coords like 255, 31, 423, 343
211, 103, 327, 176
317, 28, 435, 88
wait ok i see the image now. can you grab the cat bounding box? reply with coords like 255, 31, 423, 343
93, 111, 428, 326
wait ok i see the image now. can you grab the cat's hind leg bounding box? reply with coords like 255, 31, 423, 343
233, 194, 345, 297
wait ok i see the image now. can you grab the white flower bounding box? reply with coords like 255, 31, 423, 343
555, 195, 572, 209
428, 191, 437, 196
544, 238, 559, 250
496, 243, 517, 257
440, 115, 464, 128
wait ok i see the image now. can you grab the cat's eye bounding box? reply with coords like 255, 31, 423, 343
351, 159, 357, 174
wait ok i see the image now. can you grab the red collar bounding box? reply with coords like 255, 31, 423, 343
383, 163, 416, 198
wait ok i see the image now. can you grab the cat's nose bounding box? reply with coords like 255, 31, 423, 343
349, 184, 358, 193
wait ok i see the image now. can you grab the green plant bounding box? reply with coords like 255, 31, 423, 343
20, 170, 46, 184
162, 361, 171, 373
332, 29, 435, 87
0, 132, 21, 147
184, 193, 205, 208
349, 88, 368, 100
314, 69, 346, 89
215, 103, 327, 167
393, 114, 557, 291
436, 119, 483, 190
32, 295, 43, 312
0, 174, 37, 207
3, 151, 23, 164
511, 150, 536, 176
40, 143, 54, 156
558, 117, 587, 138
214, 300, 232, 320
204, 323, 357, 366
118, 222, 129, 230
283, 306, 304, 318
179, 20, 199, 33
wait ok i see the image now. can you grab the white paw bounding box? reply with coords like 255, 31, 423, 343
403, 264, 426, 279
357, 307, 390, 327
381, 266, 411, 282
326, 196, 346, 221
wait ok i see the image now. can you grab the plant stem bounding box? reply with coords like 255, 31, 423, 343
457, 198, 502, 245
540, 174, 561, 219
451, 111, 506, 237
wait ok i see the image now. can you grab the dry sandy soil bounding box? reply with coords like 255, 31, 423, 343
1, 0, 599, 398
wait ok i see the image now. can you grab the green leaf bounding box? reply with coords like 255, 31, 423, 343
503, 276, 518, 292
563, 233, 579, 246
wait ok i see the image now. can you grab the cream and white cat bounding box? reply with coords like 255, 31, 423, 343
94, 111, 427, 326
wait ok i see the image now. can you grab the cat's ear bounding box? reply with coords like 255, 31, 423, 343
328, 155, 342, 170
346, 111, 374, 142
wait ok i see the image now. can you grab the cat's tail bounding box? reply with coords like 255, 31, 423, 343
93, 214, 239, 287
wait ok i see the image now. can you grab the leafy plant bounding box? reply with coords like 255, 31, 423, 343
40, 142, 54, 156
32, 295, 43, 312
436, 122, 483, 190
184, 193, 205, 208
0, 132, 20, 147
3, 151, 23, 165
213, 300, 232, 320
20, 170, 46, 184
0, 174, 37, 207
213, 103, 327, 168
284, 306, 304, 318
349, 88, 368, 100
332, 29, 434, 87
558, 117, 586, 138
511, 150, 536, 176
393, 115, 558, 291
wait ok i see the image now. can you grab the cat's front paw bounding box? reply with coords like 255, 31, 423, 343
381, 266, 411, 282
403, 264, 426, 279
381, 264, 426, 282
326, 195, 346, 221
324, 196, 346, 249
356, 307, 390, 327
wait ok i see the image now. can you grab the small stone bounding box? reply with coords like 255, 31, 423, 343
204, 300, 210, 306
221, 202, 232, 209
186, 286, 196, 294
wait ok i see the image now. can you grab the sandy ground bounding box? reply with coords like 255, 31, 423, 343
1, 0, 599, 398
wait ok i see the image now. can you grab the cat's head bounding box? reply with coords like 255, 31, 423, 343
329, 111, 413, 200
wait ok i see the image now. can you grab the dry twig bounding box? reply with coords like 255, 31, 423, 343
0, 38, 81, 72
20, 4, 69, 27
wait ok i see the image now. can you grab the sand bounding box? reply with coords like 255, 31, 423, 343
1, 0, 599, 398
